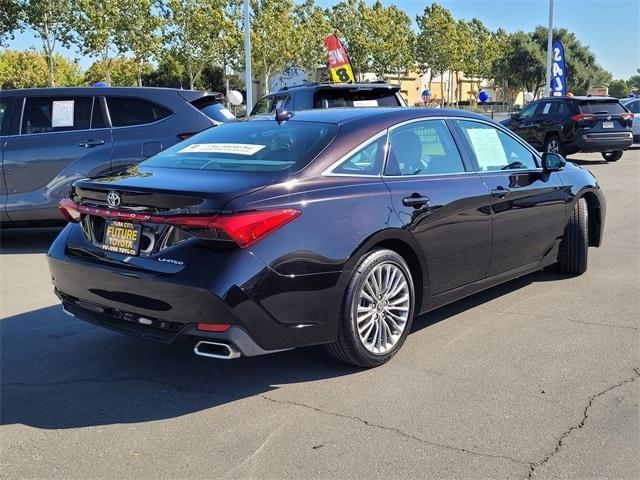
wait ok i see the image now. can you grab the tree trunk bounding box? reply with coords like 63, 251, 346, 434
264, 73, 270, 95
137, 62, 142, 87
47, 51, 55, 87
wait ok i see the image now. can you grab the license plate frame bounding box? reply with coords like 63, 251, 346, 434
101, 220, 142, 256
602, 121, 614, 129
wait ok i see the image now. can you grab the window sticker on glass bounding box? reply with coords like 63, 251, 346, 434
178, 143, 266, 155
542, 103, 552, 114
51, 100, 75, 127
353, 99, 379, 107
219, 108, 235, 120
465, 128, 508, 170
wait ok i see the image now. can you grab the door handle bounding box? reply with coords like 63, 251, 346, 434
491, 187, 511, 198
402, 194, 430, 208
78, 139, 105, 148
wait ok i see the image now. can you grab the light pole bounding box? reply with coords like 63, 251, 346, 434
243, 0, 253, 112
545, 0, 554, 98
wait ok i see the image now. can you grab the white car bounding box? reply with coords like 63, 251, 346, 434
621, 97, 639, 145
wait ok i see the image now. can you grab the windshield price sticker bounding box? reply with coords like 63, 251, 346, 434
51, 100, 75, 127
179, 143, 266, 155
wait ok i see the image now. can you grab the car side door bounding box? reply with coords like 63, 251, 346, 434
0, 95, 17, 222
2, 95, 112, 222
382, 118, 493, 297
453, 119, 569, 276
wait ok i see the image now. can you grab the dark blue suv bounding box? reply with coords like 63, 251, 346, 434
0, 87, 233, 225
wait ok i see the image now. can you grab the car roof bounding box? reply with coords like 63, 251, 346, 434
273, 82, 401, 93
0, 87, 213, 100
249, 107, 492, 127
544, 95, 621, 102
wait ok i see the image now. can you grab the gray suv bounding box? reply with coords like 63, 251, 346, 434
0, 87, 232, 225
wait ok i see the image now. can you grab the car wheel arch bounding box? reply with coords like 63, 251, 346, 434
580, 191, 603, 247
343, 229, 427, 313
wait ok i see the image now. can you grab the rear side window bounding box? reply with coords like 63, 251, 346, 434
332, 136, 386, 175
625, 100, 640, 114
141, 120, 338, 173
314, 89, 401, 108
106, 97, 171, 127
21, 97, 92, 134
579, 101, 625, 114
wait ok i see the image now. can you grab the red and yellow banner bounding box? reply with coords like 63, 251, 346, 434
325, 34, 355, 83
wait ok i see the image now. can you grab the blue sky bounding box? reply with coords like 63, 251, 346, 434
8, 0, 640, 80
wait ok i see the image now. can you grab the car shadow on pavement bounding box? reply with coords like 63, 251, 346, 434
567, 157, 609, 165
0, 268, 564, 431
0, 227, 63, 255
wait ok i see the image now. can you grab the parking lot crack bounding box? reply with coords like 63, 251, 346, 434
526, 367, 640, 479
258, 394, 531, 468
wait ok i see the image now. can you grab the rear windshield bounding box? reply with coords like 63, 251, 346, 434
314, 89, 402, 108
196, 102, 235, 123
141, 120, 337, 173
578, 101, 625, 114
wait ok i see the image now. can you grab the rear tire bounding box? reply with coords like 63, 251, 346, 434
325, 249, 415, 367
557, 198, 588, 275
545, 134, 566, 157
601, 150, 623, 162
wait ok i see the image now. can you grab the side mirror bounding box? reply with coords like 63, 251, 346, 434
541, 152, 566, 172
510, 112, 520, 120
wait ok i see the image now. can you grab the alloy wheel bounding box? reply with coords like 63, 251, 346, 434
547, 139, 559, 153
355, 262, 411, 354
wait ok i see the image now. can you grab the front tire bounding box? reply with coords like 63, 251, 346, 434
325, 249, 415, 367
601, 150, 623, 162
557, 198, 588, 275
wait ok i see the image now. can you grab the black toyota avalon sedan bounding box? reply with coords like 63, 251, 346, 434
48, 108, 605, 367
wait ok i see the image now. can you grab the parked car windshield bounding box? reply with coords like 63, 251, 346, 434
578, 100, 625, 114
314, 89, 403, 108
141, 119, 337, 173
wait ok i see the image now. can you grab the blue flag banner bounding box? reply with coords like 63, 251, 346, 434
551, 40, 567, 96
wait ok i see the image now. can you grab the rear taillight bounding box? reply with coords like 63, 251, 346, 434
211, 210, 300, 247
177, 132, 197, 140
59, 198, 82, 223
571, 113, 595, 123
620, 112, 634, 121
57, 199, 300, 248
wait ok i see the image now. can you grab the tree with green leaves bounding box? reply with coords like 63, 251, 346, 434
608, 79, 629, 98
84, 55, 143, 86
0, 49, 82, 88
329, 0, 371, 80
366, 1, 415, 81
73, 0, 126, 86
416, 2, 458, 103
22, 0, 74, 86
163, 0, 231, 90
461, 18, 497, 102
530, 26, 611, 96
250, 0, 299, 94
116, 0, 164, 86
0, 0, 23, 47
293, 0, 331, 76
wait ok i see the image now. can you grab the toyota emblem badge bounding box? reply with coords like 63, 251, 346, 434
107, 191, 121, 208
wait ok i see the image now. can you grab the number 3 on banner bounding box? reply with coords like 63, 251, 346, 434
331, 65, 355, 83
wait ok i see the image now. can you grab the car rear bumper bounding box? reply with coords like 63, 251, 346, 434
47, 226, 344, 354
570, 132, 633, 153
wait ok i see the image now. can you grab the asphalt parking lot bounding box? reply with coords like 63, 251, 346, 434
1, 150, 638, 480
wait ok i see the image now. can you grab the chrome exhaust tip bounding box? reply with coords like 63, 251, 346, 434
193, 341, 241, 360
